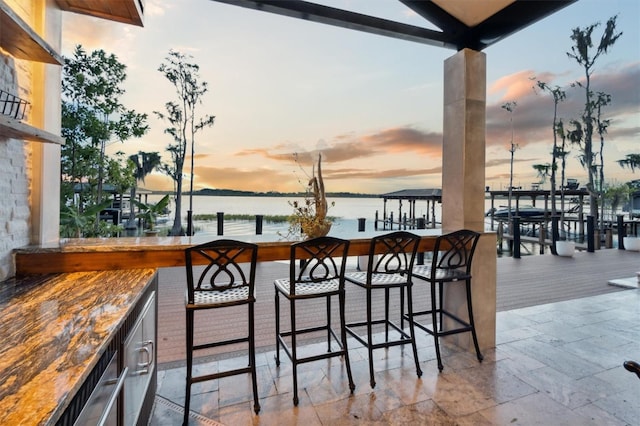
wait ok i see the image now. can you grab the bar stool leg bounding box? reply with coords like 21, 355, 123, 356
290, 298, 299, 406
184, 309, 194, 426
384, 287, 390, 341
438, 282, 444, 331
275, 290, 281, 366
339, 290, 356, 393
366, 287, 376, 388
248, 303, 260, 413
400, 285, 405, 331
326, 295, 331, 352
406, 283, 423, 378
466, 279, 483, 362
431, 282, 444, 372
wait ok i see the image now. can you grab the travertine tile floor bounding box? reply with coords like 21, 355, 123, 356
150, 289, 640, 425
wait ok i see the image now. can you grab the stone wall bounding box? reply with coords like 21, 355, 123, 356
0, 0, 36, 281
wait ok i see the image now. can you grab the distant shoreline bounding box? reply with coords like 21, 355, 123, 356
147, 189, 504, 200
148, 188, 380, 198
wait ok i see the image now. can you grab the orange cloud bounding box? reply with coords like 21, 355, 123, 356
235, 126, 442, 166
361, 127, 442, 156
490, 70, 539, 101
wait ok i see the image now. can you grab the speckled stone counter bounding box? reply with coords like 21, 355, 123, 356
0, 268, 157, 425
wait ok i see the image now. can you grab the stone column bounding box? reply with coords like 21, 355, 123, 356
442, 48, 486, 232
31, 1, 62, 244
441, 48, 496, 350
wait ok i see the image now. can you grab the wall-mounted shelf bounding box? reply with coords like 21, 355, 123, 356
0, 115, 64, 144
56, 0, 144, 27
0, 1, 63, 65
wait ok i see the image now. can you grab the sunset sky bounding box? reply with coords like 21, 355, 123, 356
61, 0, 640, 194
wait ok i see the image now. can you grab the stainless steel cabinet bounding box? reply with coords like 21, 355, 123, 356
74, 352, 121, 426
57, 276, 158, 426
123, 292, 156, 426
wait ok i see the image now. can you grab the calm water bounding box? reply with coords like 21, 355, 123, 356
148, 195, 418, 236
143, 194, 626, 255
147, 194, 503, 237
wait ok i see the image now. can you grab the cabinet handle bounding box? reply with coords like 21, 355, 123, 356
97, 366, 128, 426
136, 340, 154, 375
144, 339, 154, 367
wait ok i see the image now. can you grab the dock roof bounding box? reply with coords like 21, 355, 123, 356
380, 189, 442, 200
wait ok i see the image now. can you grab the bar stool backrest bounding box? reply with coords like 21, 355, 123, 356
185, 239, 258, 304
432, 229, 480, 276
289, 236, 350, 294
366, 231, 420, 278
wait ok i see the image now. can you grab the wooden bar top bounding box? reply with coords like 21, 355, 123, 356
15, 230, 443, 275
0, 269, 157, 425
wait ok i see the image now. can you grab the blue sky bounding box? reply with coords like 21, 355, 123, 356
62, 0, 640, 194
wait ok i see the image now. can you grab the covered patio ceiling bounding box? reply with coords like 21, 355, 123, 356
210, 0, 576, 51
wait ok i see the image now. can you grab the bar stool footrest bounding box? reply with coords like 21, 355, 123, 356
193, 336, 250, 352
405, 309, 473, 337
191, 366, 254, 384
345, 318, 413, 349
276, 325, 347, 365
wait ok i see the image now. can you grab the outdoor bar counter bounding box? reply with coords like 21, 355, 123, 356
14, 229, 445, 275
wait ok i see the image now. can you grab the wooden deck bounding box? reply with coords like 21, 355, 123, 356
156, 248, 639, 366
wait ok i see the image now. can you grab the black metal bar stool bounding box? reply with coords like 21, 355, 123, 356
274, 236, 355, 405
408, 229, 483, 372
344, 231, 422, 388
184, 240, 260, 425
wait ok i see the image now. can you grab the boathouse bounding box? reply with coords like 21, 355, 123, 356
377, 189, 442, 230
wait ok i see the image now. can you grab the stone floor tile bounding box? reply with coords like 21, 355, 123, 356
503, 338, 605, 380
572, 402, 630, 426
430, 370, 497, 417
591, 388, 640, 425
495, 326, 541, 345
454, 360, 537, 404
476, 392, 603, 426
251, 392, 323, 426
495, 311, 539, 332
313, 392, 385, 424
562, 338, 631, 370
378, 399, 456, 425
517, 365, 596, 409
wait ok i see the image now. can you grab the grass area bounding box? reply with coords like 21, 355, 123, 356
192, 214, 339, 223
193, 214, 291, 223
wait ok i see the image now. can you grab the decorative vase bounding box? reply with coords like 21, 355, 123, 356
304, 221, 332, 239
623, 236, 640, 251
556, 240, 575, 257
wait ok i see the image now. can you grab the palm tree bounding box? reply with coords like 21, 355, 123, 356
566, 15, 621, 219
618, 154, 640, 172
554, 120, 571, 225
125, 151, 161, 229
533, 80, 566, 216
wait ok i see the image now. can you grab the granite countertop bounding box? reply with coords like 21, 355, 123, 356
0, 268, 157, 425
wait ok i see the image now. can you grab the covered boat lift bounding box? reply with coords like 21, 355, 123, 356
376, 189, 442, 230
